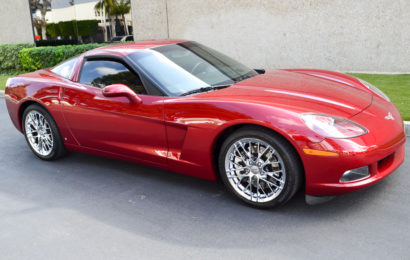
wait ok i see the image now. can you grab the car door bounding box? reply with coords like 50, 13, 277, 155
61, 57, 168, 166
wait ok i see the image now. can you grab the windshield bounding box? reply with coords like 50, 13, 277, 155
126, 41, 258, 96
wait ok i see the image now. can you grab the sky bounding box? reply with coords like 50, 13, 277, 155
51, 0, 97, 9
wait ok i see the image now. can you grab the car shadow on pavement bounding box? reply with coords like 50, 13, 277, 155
1, 146, 400, 250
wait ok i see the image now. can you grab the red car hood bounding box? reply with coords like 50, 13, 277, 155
197, 70, 372, 118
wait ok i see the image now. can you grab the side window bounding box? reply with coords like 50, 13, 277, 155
79, 60, 147, 94
51, 56, 78, 79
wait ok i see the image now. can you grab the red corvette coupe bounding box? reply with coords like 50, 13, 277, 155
5, 39, 406, 208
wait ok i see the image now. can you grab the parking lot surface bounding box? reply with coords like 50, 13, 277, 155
0, 99, 409, 259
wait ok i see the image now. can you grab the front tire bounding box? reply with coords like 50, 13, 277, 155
218, 126, 303, 208
22, 104, 66, 160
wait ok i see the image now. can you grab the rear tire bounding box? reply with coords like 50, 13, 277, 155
22, 104, 67, 160
218, 126, 303, 208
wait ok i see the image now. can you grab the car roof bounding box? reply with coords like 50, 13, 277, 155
85, 39, 187, 57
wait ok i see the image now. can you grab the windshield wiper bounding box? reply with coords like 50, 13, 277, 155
233, 74, 254, 83
180, 84, 232, 96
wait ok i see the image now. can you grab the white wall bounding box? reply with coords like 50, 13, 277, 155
45, 1, 132, 25
0, 0, 34, 44
132, 0, 410, 73
131, 0, 168, 39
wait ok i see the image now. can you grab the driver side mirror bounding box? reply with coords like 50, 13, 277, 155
102, 84, 142, 104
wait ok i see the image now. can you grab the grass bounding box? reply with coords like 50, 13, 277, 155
0, 72, 408, 120
350, 74, 410, 121
0, 74, 11, 91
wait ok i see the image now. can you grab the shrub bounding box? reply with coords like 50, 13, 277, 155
18, 43, 111, 71
0, 43, 35, 73
58, 21, 76, 38
46, 20, 99, 40
46, 23, 61, 38
76, 20, 99, 37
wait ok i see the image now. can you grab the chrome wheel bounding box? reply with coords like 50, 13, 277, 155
24, 110, 54, 156
224, 138, 286, 203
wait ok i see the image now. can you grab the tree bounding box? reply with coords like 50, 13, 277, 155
32, 17, 42, 38
29, 0, 52, 40
111, 0, 131, 36
95, 0, 115, 40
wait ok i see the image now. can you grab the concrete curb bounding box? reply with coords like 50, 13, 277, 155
405, 121, 410, 137
0, 90, 408, 136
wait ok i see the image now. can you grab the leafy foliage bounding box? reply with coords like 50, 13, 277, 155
46, 23, 61, 38
58, 21, 76, 38
76, 20, 100, 37
0, 43, 35, 73
94, 0, 115, 16
18, 43, 110, 72
111, 0, 131, 17
45, 20, 100, 39
95, 0, 131, 37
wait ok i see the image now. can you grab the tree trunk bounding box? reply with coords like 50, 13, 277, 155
122, 14, 129, 35
41, 24, 47, 40
102, 6, 108, 41
34, 26, 39, 37
111, 18, 116, 37
40, 7, 48, 40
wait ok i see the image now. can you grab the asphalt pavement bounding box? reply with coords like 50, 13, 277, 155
0, 98, 409, 260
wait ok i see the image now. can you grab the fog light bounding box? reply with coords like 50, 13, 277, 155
340, 166, 370, 182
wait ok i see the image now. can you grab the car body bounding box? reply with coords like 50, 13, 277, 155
5, 39, 406, 207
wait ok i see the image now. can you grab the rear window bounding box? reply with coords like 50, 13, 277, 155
51, 57, 79, 79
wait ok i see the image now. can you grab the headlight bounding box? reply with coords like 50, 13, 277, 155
301, 114, 368, 139
358, 78, 390, 102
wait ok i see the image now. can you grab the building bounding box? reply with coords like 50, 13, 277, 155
131, 0, 410, 73
43, 0, 132, 39
0, 0, 33, 44
0, 0, 409, 73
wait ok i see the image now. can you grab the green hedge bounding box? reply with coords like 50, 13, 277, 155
46, 20, 99, 39
18, 43, 110, 72
76, 20, 99, 37
0, 43, 35, 73
46, 23, 61, 38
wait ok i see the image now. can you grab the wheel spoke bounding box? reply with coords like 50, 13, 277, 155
261, 159, 279, 169
224, 137, 287, 203
38, 138, 43, 153
259, 181, 268, 197
234, 144, 247, 162
238, 141, 251, 160
231, 161, 245, 168
227, 166, 247, 172
228, 174, 247, 180
266, 171, 284, 183
256, 177, 260, 202
257, 147, 269, 161
260, 178, 282, 190
24, 110, 54, 156
264, 180, 275, 194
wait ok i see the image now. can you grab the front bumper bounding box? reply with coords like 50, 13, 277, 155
302, 96, 406, 196
304, 141, 405, 195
